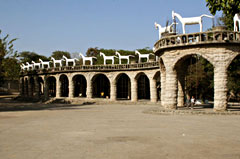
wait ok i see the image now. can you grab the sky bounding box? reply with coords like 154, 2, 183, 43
0, 0, 220, 57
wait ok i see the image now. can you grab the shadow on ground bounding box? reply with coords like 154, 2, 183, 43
0, 96, 95, 112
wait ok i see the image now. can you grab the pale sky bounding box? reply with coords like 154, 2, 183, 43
0, 0, 219, 57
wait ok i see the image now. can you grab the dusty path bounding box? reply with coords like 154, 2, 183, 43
0, 103, 240, 159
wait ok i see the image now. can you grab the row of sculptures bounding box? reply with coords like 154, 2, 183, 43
154, 11, 240, 39
20, 50, 156, 70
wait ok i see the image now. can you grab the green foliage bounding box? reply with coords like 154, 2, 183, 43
19, 51, 48, 63
2, 57, 20, 80
51, 50, 71, 60
227, 55, 240, 101
0, 30, 17, 86
185, 56, 214, 100
206, 0, 240, 30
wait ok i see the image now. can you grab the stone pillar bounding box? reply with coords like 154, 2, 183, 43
55, 76, 61, 98
110, 80, 117, 101
150, 79, 157, 102
214, 66, 227, 111
164, 68, 177, 109
19, 77, 23, 96
43, 76, 49, 100
160, 71, 166, 106
68, 76, 74, 98
34, 76, 40, 98
177, 80, 185, 107
131, 78, 137, 102
86, 78, 92, 99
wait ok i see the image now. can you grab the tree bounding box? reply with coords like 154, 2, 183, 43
0, 30, 17, 86
51, 50, 70, 59
206, 0, 240, 30
19, 51, 48, 63
86, 47, 98, 57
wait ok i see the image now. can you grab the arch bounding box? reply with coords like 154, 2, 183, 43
25, 78, 29, 96
135, 72, 150, 100
47, 76, 56, 97
174, 54, 214, 107
116, 73, 131, 100
73, 74, 87, 97
29, 77, 35, 96
172, 52, 214, 69
60, 74, 69, 97
153, 71, 161, 100
21, 78, 24, 95
227, 54, 240, 103
92, 74, 110, 98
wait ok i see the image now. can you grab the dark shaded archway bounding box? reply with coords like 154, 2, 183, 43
116, 73, 131, 100
38, 77, 44, 95
29, 77, 35, 96
25, 78, 28, 96
136, 73, 150, 100
47, 76, 56, 97
60, 74, 69, 97
73, 75, 87, 97
92, 74, 110, 98
21, 78, 24, 95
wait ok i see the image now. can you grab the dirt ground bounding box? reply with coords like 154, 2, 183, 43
0, 99, 240, 159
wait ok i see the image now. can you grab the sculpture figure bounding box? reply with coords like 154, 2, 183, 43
100, 52, 118, 65
115, 51, 134, 64
51, 57, 63, 67
154, 22, 177, 39
39, 59, 51, 69
135, 50, 154, 63
62, 55, 79, 66
234, 13, 240, 32
79, 53, 97, 65
26, 62, 34, 70
32, 61, 41, 69
172, 10, 214, 34
20, 63, 27, 71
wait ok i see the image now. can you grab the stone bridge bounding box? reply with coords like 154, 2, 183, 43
20, 30, 240, 111
20, 62, 160, 103
154, 30, 240, 111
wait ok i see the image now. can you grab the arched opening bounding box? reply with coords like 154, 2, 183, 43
174, 54, 214, 109
60, 74, 69, 97
38, 77, 44, 95
116, 73, 131, 100
227, 54, 240, 110
29, 77, 35, 96
92, 74, 110, 98
47, 76, 56, 97
25, 78, 28, 96
21, 78, 24, 95
153, 71, 161, 101
73, 75, 87, 97
136, 73, 150, 100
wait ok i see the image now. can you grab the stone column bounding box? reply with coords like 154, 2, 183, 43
19, 77, 24, 96
43, 76, 49, 100
55, 75, 61, 98
110, 80, 117, 101
86, 77, 92, 99
160, 71, 166, 106
214, 65, 228, 111
34, 76, 40, 98
177, 80, 184, 107
131, 78, 137, 102
164, 68, 177, 109
68, 76, 74, 98
150, 79, 157, 102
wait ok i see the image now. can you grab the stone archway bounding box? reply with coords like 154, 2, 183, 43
21, 78, 25, 95
25, 78, 28, 96
29, 77, 35, 97
173, 54, 214, 108
73, 74, 87, 97
38, 77, 44, 95
47, 76, 56, 97
92, 74, 110, 98
135, 73, 150, 100
60, 74, 69, 97
116, 73, 131, 100
153, 71, 161, 101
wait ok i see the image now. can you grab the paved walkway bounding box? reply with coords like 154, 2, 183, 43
0, 99, 240, 159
